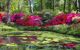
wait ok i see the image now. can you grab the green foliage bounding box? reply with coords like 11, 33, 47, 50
47, 24, 68, 33
68, 24, 80, 35
0, 0, 78, 14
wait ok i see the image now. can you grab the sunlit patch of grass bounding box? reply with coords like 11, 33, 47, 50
0, 23, 19, 31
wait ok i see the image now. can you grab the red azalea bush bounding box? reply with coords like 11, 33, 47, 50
11, 12, 42, 27
45, 13, 80, 27
25, 15, 42, 27
15, 19, 26, 26
0, 13, 2, 22
15, 15, 42, 27
0, 12, 6, 23
0, 12, 5, 23
45, 13, 67, 27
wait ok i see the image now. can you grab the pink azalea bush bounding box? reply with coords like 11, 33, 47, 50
66, 13, 77, 24
0, 37, 5, 45
10, 36, 21, 44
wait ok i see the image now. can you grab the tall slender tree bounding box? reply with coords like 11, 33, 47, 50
68, 0, 72, 13
78, 0, 80, 12
63, 0, 66, 13
51, 0, 55, 10
76, 0, 79, 13
6, 0, 11, 23
40, 0, 43, 11
28, 0, 34, 13
0, 0, 6, 11
42, 0, 45, 10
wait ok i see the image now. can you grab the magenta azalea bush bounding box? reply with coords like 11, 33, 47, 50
11, 13, 25, 22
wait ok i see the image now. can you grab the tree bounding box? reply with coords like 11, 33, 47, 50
28, 0, 34, 13
6, 0, 11, 23
0, 0, 6, 11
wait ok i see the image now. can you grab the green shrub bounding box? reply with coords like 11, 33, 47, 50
46, 24, 68, 33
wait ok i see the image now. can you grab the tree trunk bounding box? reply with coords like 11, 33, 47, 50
7, 0, 10, 23
74, 0, 78, 13
52, 0, 55, 10
68, 0, 71, 13
28, 0, 34, 13
78, 0, 80, 12
63, 0, 66, 13
42, 0, 45, 10
40, 0, 43, 11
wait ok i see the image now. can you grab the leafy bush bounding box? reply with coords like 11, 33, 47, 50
68, 23, 80, 35
46, 24, 68, 33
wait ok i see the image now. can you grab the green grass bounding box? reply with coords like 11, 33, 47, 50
0, 23, 19, 31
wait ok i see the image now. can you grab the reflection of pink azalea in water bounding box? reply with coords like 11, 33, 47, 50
0, 38, 5, 45
11, 13, 25, 22
10, 36, 37, 44
10, 36, 21, 44
26, 36, 37, 41
63, 43, 76, 48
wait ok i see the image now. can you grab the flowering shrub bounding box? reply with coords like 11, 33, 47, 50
45, 13, 67, 26
15, 15, 42, 27
66, 13, 77, 24
0, 13, 2, 22
15, 19, 25, 26
11, 13, 25, 22
25, 15, 42, 27
45, 13, 80, 27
